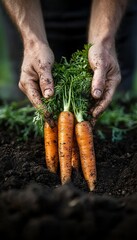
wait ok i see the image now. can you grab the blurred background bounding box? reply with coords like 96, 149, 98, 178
0, 1, 137, 104
0, 3, 24, 102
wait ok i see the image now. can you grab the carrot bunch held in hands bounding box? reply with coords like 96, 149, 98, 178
39, 44, 97, 191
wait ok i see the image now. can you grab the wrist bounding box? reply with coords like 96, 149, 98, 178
20, 21, 48, 49
23, 34, 49, 51
23, 37, 54, 65
88, 34, 115, 51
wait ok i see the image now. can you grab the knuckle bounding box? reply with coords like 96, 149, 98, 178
19, 77, 25, 86
89, 52, 109, 70
18, 81, 25, 92
38, 60, 52, 73
18, 81, 22, 90
39, 76, 54, 97
21, 65, 30, 76
91, 59, 107, 70
40, 76, 53, 86
19, 76, 29, 90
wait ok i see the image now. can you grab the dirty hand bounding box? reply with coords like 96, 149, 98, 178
19, 42, 55, 114
88, 43, 121, 119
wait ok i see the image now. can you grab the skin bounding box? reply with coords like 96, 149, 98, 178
2, 0, 54, 120
2, 0, 128, 120
88, 0, 128, 119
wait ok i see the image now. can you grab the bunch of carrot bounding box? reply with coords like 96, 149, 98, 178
43, 44, 97, 191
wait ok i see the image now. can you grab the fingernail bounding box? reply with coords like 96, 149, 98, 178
93, 89, 102, 98
44, 88, 53, 98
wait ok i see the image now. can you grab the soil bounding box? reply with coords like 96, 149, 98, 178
0, 107, 137, 239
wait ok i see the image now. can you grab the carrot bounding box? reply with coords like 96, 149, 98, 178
71, 133, 80, 171
44, 121, 58, 173
75, 121, 97, 191
58, 111, 74, 184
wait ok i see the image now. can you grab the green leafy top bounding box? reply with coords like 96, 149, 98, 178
42, 44, 93, 121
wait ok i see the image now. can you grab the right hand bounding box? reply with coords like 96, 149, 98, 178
19, 41, 55, 118
88, 42, 121, 120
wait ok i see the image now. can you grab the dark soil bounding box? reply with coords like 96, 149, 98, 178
0, 116, 137, 239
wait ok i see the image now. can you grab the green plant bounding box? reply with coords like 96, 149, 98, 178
0, 101, 41, 141
97, 94, 137, 142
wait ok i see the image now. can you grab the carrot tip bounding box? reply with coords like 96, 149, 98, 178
61, 178, 71, 185
89, 184, 95, 191
88, 180, 96, 191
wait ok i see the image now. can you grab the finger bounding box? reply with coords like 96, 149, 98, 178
91, 79, 119, 118
38, 64, 54, 99
19, 79, 43, 107
19, 80, 55, 125
91, 67, 106, 99
19, 68, 46, 108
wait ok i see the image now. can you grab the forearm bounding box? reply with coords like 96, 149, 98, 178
2, 0, 48, 48
88, 0, 128, 47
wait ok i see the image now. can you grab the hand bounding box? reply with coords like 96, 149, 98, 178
88, 43, 121, 119
19, 41, 54, 118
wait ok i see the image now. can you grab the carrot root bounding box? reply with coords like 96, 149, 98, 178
44, 121, 58, 173
58, 111, 74, 184
71, 134, 80, 171
75, 121, 97, 191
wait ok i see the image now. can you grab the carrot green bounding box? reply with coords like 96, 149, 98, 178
41, 44, 93, 121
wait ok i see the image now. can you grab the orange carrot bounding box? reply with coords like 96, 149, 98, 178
75, 121, 97, 191
44, 121, 58, 173
58, 111, 74, 184
71, 134, 80, 171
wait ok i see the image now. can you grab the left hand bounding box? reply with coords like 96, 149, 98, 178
88, 42, 121, 119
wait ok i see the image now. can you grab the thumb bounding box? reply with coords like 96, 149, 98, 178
39, 65, 54, 99
91, 68, 106, 99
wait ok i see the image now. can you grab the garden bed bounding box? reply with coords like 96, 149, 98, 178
0, 95, 137, 239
